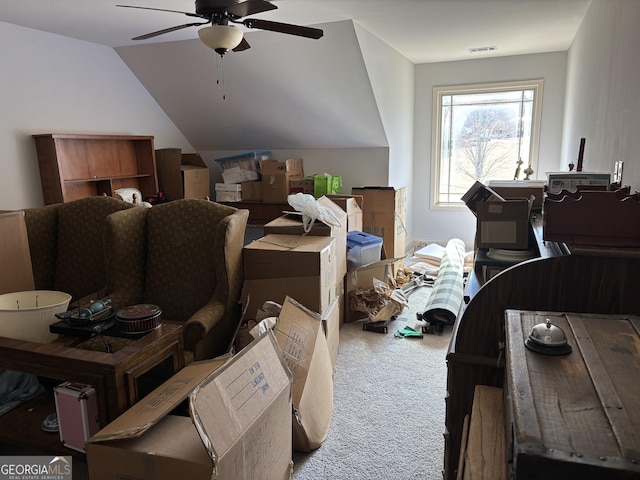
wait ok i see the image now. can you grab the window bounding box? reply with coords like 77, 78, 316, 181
431, 80, 543, 207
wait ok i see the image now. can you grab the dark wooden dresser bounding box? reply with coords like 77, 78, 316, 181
444, 215, 640, 479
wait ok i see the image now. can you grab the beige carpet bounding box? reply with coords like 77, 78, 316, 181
292, 285, 451, 480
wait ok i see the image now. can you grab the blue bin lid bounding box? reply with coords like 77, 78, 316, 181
347, 231, 383, 248
215, 151, 271, 162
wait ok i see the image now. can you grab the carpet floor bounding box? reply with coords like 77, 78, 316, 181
292, 284, 451, 480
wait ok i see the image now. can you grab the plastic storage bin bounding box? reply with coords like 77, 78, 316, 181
215, 151, 271, 184
347, 231, 383, 270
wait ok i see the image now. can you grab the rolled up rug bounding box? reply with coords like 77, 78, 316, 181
419, 238, 466, 331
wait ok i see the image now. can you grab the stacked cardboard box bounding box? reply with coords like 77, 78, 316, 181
257, 196, 347, 362
351, 186, 407, 264
260, 159, 304, 203
156, 148, 210, 200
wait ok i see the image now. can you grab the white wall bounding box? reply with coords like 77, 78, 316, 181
562, 0, 640, 190
413, 52, 568, 246
355, 23, 415, 246
0, 21, 193, 210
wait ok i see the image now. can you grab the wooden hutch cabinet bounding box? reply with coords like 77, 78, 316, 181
33, 133, 158, 205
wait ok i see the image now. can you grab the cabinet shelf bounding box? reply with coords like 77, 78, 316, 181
33, 133, 159, 205
64, 173, 155, 183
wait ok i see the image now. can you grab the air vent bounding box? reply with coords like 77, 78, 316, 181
469, 46, 497, 53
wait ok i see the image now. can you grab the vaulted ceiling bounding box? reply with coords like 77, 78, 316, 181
0, 1, 591, 151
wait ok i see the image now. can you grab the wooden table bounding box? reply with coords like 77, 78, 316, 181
0, 322, 184, 454
504, 310, 640, 479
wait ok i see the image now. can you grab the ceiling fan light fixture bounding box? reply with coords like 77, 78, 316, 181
198, 25, 243, 55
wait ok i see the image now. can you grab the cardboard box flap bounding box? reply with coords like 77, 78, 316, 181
273, 297, 322, 400
274, 296, 334, 452
190, 332, 292, 473
248, 234, 334, 252
88, 356, 230, 443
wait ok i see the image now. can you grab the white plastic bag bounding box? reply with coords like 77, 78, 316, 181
287, 193, 341, 233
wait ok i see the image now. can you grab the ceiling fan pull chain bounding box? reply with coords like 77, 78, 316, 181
215, 54, 226, 101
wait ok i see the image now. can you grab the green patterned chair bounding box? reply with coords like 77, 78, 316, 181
23, 196, 135, 303
101, 199, 249, 361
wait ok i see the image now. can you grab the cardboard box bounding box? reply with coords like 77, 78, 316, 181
156, 149, 210, 200
86, 333, 292, 480
327, 195, 364, 232
260, 159, 304, 203
215, 183, 242, 202
351, 186, 407, 262
344, 258, 398, 323
263, 196, 347, 281
274, 297, 334, 452
321, 296, 341, 368
215, 151, 270, 184
242, 234, 337, 318
475, 196, 534, 249
241, 180, 263, 201
290, 177, 315, 195
461, 180, 505, 216
486, 180, 545, 211
0, 211, 35, 294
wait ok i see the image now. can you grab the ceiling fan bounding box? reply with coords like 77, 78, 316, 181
117, 0, 324, 55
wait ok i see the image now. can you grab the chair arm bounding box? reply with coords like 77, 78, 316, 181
183, 299, 227, 352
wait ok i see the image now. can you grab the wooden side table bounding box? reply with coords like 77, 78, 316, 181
0, 322, 185, 454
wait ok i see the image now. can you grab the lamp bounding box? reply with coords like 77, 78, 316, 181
198, 24, 243, 55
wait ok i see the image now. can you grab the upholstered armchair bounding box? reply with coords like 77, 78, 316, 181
23, 196, 135, 303
102, 199, 249, 361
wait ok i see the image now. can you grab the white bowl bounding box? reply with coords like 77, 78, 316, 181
0, 290, 72, 343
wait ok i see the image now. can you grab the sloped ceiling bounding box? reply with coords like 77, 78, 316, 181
116, 20, 387, 151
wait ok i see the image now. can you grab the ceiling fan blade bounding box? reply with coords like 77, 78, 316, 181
227, 0, 277, 19
132, 22, 210, 41
116, 4, 204, 19
241, 18, 324, 39
233, 37, 251, 52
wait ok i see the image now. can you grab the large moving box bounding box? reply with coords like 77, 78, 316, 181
156, 148, 210, 201
86, 333, 292, 480
263, 196, 347, 281
351, 186, 406, 262
274, 297, 334, 452
242, 234, 337, 319
475, 196, 534, 250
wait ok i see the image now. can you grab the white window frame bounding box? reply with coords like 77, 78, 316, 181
430, 79, 544, 209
